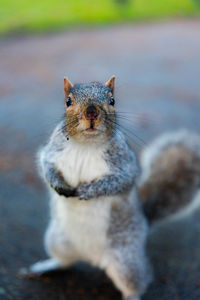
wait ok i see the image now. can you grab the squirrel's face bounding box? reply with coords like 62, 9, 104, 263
63, 76, 116, 142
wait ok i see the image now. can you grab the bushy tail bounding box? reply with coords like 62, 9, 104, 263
138, 130, 200, 223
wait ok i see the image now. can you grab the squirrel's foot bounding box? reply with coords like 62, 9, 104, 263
18, 258, 62, 278
75, 183, 91, 200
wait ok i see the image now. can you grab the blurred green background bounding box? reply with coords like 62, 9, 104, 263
1, 0, 200, 36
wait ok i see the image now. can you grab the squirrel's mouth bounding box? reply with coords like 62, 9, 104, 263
86, 128, 97, 132
86, 120, 97, 132
80, 118, 103, 136
84, 122, 102, 136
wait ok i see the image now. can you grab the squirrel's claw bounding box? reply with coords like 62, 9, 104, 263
18, 267, 42, 279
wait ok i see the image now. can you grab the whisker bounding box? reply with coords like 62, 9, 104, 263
105, 117, 146, 146
107, 122, 143, 153
106, 111, 159, 130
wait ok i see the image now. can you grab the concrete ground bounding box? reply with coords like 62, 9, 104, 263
1, 19, 200, 300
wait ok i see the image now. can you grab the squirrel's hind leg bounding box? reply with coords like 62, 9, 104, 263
20, 222, 79, 278
44, 221, 79, 268
105, 257, 149, 300
104, 197, 152, 299
104, 210, 152, 299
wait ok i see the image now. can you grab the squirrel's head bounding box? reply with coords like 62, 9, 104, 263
63, 76, 116, 142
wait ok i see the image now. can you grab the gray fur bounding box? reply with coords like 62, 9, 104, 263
139, 129, 200, 222
70, 82, 111, 104
38, 121, 76, 196
107, 189, 152, 297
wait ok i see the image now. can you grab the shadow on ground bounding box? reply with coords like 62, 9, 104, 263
1, 20, 200, 300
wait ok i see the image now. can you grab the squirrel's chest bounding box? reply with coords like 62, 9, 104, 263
56, 141, 110, 187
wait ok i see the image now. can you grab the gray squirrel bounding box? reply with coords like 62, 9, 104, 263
21, 76, 200, 300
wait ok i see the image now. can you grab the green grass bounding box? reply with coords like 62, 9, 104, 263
0, 0, 200, 36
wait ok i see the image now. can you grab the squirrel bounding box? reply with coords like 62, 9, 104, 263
21, 76, 200, 300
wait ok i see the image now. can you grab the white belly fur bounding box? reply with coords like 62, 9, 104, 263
55, 139, 110, 187
49, 139, 115, 265
52, 194, 119, 266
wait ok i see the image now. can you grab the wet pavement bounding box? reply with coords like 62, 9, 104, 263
1, 19, 200, 300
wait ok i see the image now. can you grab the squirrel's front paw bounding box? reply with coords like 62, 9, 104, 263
76, 183, 91, 200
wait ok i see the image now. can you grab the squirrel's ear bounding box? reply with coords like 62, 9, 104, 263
64, 77, 73, 98
105, 75, 115, 94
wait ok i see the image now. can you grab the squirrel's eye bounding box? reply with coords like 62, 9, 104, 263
109, 96, 115, 106
66, 97, 72, 107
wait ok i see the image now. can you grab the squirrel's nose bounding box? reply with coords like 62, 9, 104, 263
85, 105, 99, 121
